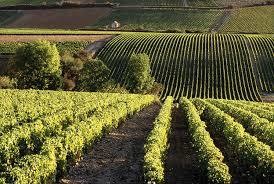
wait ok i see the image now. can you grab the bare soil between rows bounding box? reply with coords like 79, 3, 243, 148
165, 106, 206, 184
62, 103, 161, 184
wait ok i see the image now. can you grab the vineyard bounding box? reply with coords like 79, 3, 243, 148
0, 40, 95, 54
0, 11, 21, 26
0, 0, 58, 6
91, 9, 223, 32
221, 5, 274, 33
98, 33, 274, 101
0, 89, 156, 183
0, 89, 272, 184
183, 98, 274, 183
144, 97, 274, 183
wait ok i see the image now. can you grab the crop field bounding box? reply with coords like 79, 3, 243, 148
0, 28, 125, 35
145, 97, 273, 183
0, 0, 270, 6
215, 0, 270, 6
0, 89, 155, 183
177, 98, 273, 183
4, 8, 112, 29
0, 0, 59, 6
98, 33, 274, 101
0, 11, 21, 26
90, 9, 223, 32
0, 89, 273, 183
0, 40, 95, 54
96, 0, 184, 6
221, 5, 274, 33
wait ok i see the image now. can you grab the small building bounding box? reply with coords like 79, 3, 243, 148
111, 21, 120, 29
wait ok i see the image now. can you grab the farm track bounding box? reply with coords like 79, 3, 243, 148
63, 103, 161, 184
165, 106, 205, 184
210, 10, 231, 32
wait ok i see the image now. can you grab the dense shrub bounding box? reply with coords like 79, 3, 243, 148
61, 52, 84, 91
99, 80, 129, 93
126, 53, 154, 93
77, 58, 111, 92
14, 40, 62, 90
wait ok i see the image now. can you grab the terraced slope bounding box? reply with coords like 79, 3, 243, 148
98, 33, 274, 101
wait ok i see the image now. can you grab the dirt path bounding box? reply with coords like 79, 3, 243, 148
210, 10, 231, 32
62, 103, 161, 184
182, 0, 188, 7
165, 106, 204, 184
85, 35, 115, 57
261, 93, 274, 102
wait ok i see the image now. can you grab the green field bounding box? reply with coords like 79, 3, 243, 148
97, 0, 185, 6
98, 33, 274, 101
0, 11, 21, 26
145, 97, 274, 183
0, 28, 135, 35
0, 0, 270, 6
90, 9, 223, 32
0, 89, 273, 183
221, 5, 274, 33
0, 41, 93, 54
0, 89, 155, 183
0, 0, 58, 6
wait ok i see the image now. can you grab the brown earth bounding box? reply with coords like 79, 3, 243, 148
62, 103, 161, 184
261, 93, 274, 102
0, 34, 113, 42
5, 8, 112, 29
165, 106, 206, 184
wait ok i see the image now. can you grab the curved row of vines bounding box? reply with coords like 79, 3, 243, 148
98, 33, 274, 101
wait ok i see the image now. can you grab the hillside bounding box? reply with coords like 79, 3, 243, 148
98, 33, 274, 101
0, 90, 273, 183
89, 9, 223, 32
221, 5, 274, 33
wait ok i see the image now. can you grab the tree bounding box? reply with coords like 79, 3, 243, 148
126, 53, 154, 93
14, 40, 62, 89
77, 59, 111, 92
60, 51, 84, 91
